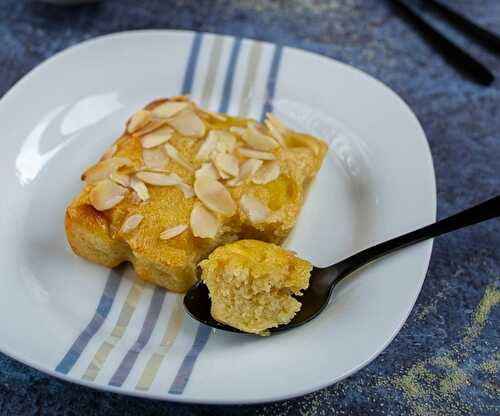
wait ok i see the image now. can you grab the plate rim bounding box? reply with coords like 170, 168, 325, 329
0, 29, 436, 405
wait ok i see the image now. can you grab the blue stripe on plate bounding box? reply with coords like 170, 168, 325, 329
261, 44, 283, 120
55, 266, 123, 374
168, 325, 211, 395
218, 37, 242, 114
182, 32, 203, 95
108, 287, 165, 387
168, 36, 244, 396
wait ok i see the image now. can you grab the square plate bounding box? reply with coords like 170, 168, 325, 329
0, 30, 435, 404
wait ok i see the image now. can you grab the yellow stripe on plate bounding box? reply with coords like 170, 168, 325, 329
135, 295, 185, 391
82, 279, 145, 382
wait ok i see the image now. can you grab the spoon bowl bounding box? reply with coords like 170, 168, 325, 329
184, 195, 500, 334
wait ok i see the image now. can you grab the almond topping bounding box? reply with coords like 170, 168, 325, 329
142, 147, 169, 170
265, 113, 289, 135
239, 194, 271, 224
160, 224, 188, 240
213, 130, 237, 153
214, 153, 239, 177
226, 158, 263, 187
167, 109, 205, 138
195, 133, 217, 162
237, 147, 276, 160
100, 144, 117, 161
140, 127, 173, 148
241, 124, 279, 151
194, 177, 236, 216
195, 163, 220, 180
264, 119, 287, 148
109, 172, 131, 187
178, 182, 194, 198
152, 101, 190, 119
82, 157, 133, 184
130, 177, 149, 201
132, 119, 168, 137
252, 160, 280, 185
120, 214, 144, 233
267, 113, 320, 155
190, 202, 220, 238
164, 144, 194, 172
128, 110, 152, 134
195, 130, 236, 161
135, 171, 181, 186
214, 165, 231, 180
229, 126, 246, 136
89, 179, 128, 211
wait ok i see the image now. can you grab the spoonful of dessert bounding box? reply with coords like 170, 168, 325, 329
184, 195, 500, 335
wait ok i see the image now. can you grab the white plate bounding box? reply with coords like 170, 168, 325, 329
0, 30, 436, 404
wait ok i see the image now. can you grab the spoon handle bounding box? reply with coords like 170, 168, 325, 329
332, 195, 500, 280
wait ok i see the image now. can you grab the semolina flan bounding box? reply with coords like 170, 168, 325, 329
200, 239, 312, 335
65, 96, 327, 293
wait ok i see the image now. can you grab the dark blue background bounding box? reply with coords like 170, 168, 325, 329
0, 1, 499, 414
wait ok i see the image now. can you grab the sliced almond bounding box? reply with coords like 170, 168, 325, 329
164, 143, 194, 172
120, 214, 144, 233
214, 153, 239, 177
195, 130, 236, 161
252, 160, 280, 185
241, 124, 279, 151
167, 109, 205, 138
229, 126, 246, 136
264, 119, 287, 148
190, 202, 220, 238
195, 133, 217, 161
109, 172, 131, 187
135, 171, 181, 186
128, 110, 152, 134
82, 157, 133, 184
213, 130, 237, 153
130, 177, 149, 201
142, 147, 169, 170
160, 224, 188, 240
214, 164, 231, 180
178, 182, 194, 198
140, 127, 173, 148
239, 194, 271, 224
132, 119, 168, 137
237, 147, 276, 160
194, 177, 236, 217
152, 101, 190, 119
265, 113, 289, 134
267, 113, 320, 155
89, 179, 128, 211
100, 144, 117, 161
195, 163, 220, 180
226, 158, 262, 187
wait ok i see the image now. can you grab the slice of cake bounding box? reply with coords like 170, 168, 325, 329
200, 239, 312, 335
65, 96, 327, 292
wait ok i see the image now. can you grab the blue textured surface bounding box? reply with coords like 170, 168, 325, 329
0, 1, 499, 414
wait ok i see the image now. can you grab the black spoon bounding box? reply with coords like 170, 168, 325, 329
184, 195, 500, 334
